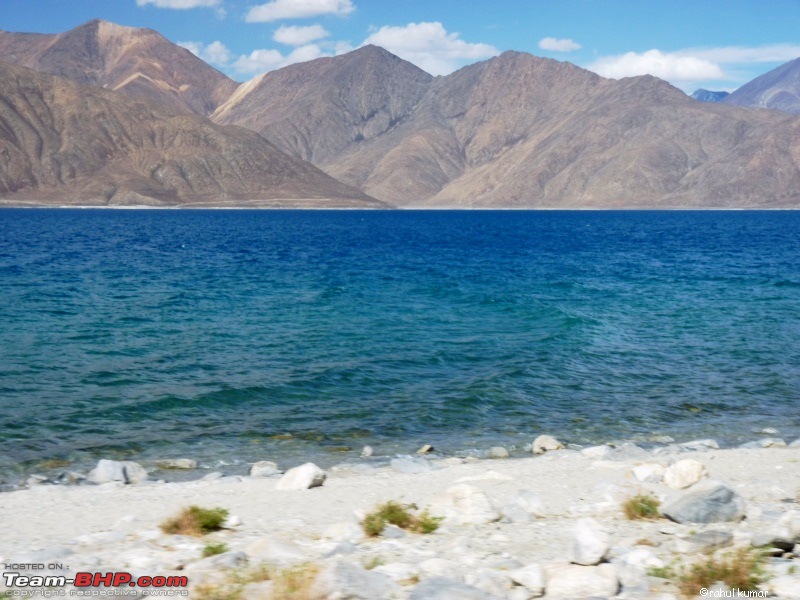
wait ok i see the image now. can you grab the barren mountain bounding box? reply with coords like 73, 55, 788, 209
722, 57, 800, 114
0, 19, 237, 116
0, 61, 384, 207
212, 45, 433, 165
691, 89, 730, 103
218, 48, 800, 207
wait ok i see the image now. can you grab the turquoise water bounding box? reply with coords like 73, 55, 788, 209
1, 209, 799, 482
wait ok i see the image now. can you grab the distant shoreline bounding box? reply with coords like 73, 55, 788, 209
1, 204, 800, 211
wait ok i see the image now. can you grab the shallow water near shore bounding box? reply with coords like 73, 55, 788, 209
1, 209, 799, 483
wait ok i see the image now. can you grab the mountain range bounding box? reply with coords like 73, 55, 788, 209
1, 19, 799, 208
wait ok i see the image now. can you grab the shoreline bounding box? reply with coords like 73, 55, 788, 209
3, 205, 800, 211
2, 439, 799, 598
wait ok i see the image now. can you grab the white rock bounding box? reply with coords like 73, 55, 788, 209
223, 514, 242, 528
323, 521, 366, 544
373, 562, 419, 582
571, 518, 610, 565
88, 459, 148, 484
664, 459, 707, 489
426, 484, 500, 525
544, 563, 619, 598
532, 434, 564, 454
275, 462, 326, 490
419, 558, 462, 579
487, 446, 509, 459
361, 445, 374, 458
769, 575, 800, 598
502, 490, 546, 523
581, 445, 612, 459
249, 461, 280, 478
777, 510, 800, 540
246, 537, 308, 564
509, 564, 545, 596
464, 568, 514, 597
631, 463, 666, 483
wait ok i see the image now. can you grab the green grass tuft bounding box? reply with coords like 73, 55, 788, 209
623, 493, 661, 520
361, 501, 442, 537
160, 505, 229, 536
202, 542, 229, 558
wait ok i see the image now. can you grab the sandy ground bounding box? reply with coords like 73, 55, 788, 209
1, 445, 799, 598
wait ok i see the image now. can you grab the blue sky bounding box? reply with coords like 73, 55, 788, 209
2, 0, 799, 92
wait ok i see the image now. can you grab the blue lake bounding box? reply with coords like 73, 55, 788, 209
1, 209, 798, 481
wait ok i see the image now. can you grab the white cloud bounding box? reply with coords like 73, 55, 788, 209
232, 44, 327, 74
246, 0, 354, 23
362, 22, 499, 76
675, 44, 800, 64
179, 40, 233, 66
588, 49, 725, 82
137, 0, 221, 8
273, 24, 330, 46
539, 37, 581, 52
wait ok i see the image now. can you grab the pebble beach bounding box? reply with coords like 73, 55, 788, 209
2, 436, 800, 599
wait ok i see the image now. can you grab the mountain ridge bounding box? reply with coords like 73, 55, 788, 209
0, 19, 238, 116
0, 60, 385, 208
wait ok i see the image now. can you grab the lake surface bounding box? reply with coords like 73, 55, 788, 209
1, 209, 799, 482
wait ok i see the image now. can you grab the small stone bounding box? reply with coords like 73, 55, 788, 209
674, 530, 733, 553
275, 462, 326, 490
223, 514, 242, 528
509, 564, 545, 596
571, 518, 610, 565
631, 463, 666, 483
487, 446, 509, 459
323, 521, 366, 544
739, 438, 785, 449
373, 562, 419, 582
417, 444, 435, 454
505, 489, 546, 518
426, 484, 500, 525
544, 563, 619, 598
156, 458, 197, 469
664, 459, 707, 489
464, 568, 514, 597
532, 435, 564, 454
201, 471, 224, 480
249, 461, 280, 478
361, 445, 374, 458
661, 480, 746, 524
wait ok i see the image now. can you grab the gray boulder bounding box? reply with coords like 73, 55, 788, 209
249, 460, 280, 478
532, 435, 564, 454
661, 480, 746, 524
275, 462, 326, 490
409, 577, 505, 600
310, 560, 399, 599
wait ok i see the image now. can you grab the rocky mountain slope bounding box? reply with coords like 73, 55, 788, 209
722, 56, 800, 115
0, 19, 237, 116
212, 45, 433, 167
217, 49, 800, 207
0, 61, 384, 207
